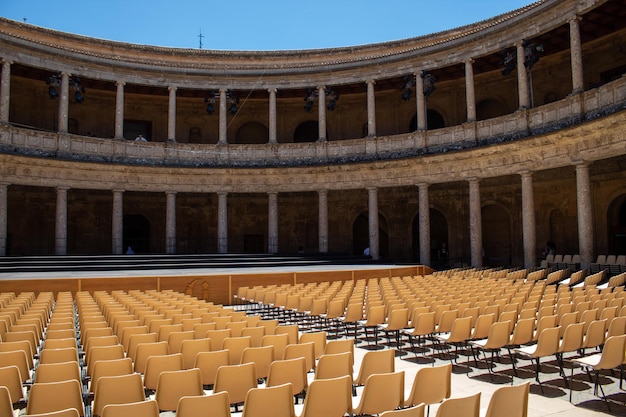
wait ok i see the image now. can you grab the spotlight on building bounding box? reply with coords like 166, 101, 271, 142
326, 88, 339, 111
45, 73, 86, 103
303, 88, 317, 112
400, 75, 414, 101
524, 41, 544, 70
204, 91, 216, 115
46, 72, 61, 99
501, 48, 516, 76
227, 90, 239, 115
421, 71, 436, 97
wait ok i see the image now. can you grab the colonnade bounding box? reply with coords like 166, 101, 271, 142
0, 18, 585, 142
0, 161, 596, 270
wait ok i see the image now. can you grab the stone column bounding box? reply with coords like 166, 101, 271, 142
55, 186, 69, 256
218, 88, 228, 144
166, 191, 177, 254
468, 178, 483, 268
0, 182, 8, 256
268, 88, 277, 144
520, 171, 537, 269
167, 86, 177, 142
366, 80, 376, 137
317, 86, 326, 142
318, 190, 328, 253
368, 187, 379, 260
569, 16, 584, 94
114, 81, 125, 140
575, 161, 594, 269
217, 192, 228, 253
516, 42, 530, 109
0, 60, 12, 124
268, 192, 278, 254
465, 59, 476, 122
417, 183, 431, 266
415, 72, 427, 130
112, 189, 124, 255
58, 73, 70, 133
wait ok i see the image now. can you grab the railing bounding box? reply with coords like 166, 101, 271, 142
1, 75, 625, 168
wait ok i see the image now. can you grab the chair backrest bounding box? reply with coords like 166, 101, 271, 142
323, 339, 354, 367
284, 342, 315, 373
471, 314, 495, 340
0, 339, 34, 369
223, 336, 253, 365
101, 400, 159, 417
485, 382, 529, 417
34, 360, 81, 384
26, 379, 85, 416
299, 375, 352, 417
180, 338, 211, 369
275, 324, 299, 345
354, 348, 395, 386
596, 334, 626, 370
119, 325, 148, 352
213, 362, 258, 405
127, 333, 158, 362
89, 357, 134, 394
385, 308, 409, 331
258, 319, 279, 335
353, 371, 405, 416
435, 392, 481, 417
92, 373, 145, 417
155, 368, 204, 411
241, 345, 275, 380
262, 333, 290, 361
508, 317, 535, 346
176, 392, 231, 417
411, 312, 436, 336
0, 349, 30, 383
379, 404, 425, 417
405, 363, 451, 407
241, 326, 266, 347
582, 319, 607, 350
242, 382, 295, 417
446, 316, 473, 343
84, 335, 119, 360
205, 329, 233, 350
225, 321, 248, 337
22, 408, 81, 417
266, 357, 308, 396
143, 352, 184, 390
0, 365, 24, 403
133, 341, 169, 374
315, 351, 353, 381
298, 331, 327, 360
558, 323, 585, 354
481, 320, 511, 349
194, 349, 231, 386
364, 305, 386, 326
167, 330, 196, 354
532, 326, 561, 357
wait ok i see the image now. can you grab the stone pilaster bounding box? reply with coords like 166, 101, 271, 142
218, 192, 228, 253
318, 190, 328, 253
112, 189, 124, 255
166, 191, 176, 254
366, 80, 376, 137
417, 183, 431, 266
115, 81, 125, 139
520, 170, 537, 269
575, 161, 594, 269
55, 186, 70, 255
465, 59, 476, 122
318, 86, 326, 142
0, 60, 12, 124
368, 187, 379, 260
268, 88, 277, 144
268, 192, 278, 254
468, 178, 483, 267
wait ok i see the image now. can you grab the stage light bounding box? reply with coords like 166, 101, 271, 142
204, 91, 216, 115
421, 71, 436, 97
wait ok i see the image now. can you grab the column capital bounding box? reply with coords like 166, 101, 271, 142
267, 191, 278, 196
112, 188, 125, 194
219, 88, 228, 94
2, 59, 13, 66
317, 189, 328, 196
465, 58, 475, 65
165, 190, 177, 196
317, 85, 326, 92
366, 79, 376, 86
568, 14, 582, 24
268, 88, 277, 94
168, 86, 177, 93
56, 186, 70, 192
467, 177, 480, 184
514, 40, 526, 48
573, 159, 590, 168
366, 186, 378, 192
0, 182, 10, 187
518, 169, 533, 178
416, 182, 429, 189
116, 80, 126, 87
217, 191, 228, 197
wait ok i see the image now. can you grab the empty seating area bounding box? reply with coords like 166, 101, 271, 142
1, 265, 625, 416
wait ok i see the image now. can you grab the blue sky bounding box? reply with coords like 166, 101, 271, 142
1, 1, 533, 51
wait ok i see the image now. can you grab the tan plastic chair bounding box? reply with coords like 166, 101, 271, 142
380, 404, 425, 417
223, 336, 252, 365
297, 375, 352, 417
485, 382, 529, 417
354, 348, 395, 387
155, 368, 204, 411
284, 342, 315, 373
133, 341, 169, 374
315, 352, 353, 382
26, 380, 85, 416
435, 392, 481, 417
241, 326, 266, 347
434, 316, 473, 364
257, 319, 279, 336
119, 325, 148, 352
88, 357, 133, 394
241, 345, 275, 380
569, 334, 626, 409
404, 311, 436, 361
580, 319, 607, 353
194, 349, 230, 387
180, 338, 211, 369
205, 329, 233, 350
514, 326, 561, 393
86, 345, 124, 376
555, 322, 585, 383
266, 357, 308, 401
275, 324, 299, 345
91, 373, 145, 417
0, 340, 35, 370
143, 352, 184, 391
83, 335, 119, 361
262, 333, 290, 361
39, 347, 80, 366
101, 400, 159, 417
323, 339, 354, 369
352, 371, 404, 416
127, 333, 158, 362
380, 308, 409, 350
405, 363, 451, 416
358, 305, 386, 348
34, 360, 81, 384
176, 392, 230, 417
339, 302, 362, 339
298, 331, 327, 360
469, 320, 511, 379
225, 320, 248, 337
0, 364, 24, 404
213, 362, 258, 411
23, 408, 81, 417
167, 330, 195, 354
242, 382, 295, 417
0, 349, 31, 383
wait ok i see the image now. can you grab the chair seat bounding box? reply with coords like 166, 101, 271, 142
571, 353, 602, 368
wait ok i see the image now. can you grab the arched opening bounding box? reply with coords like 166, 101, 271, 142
293, 121, 319, 143
608, 194, 626, 254
411, 208, 448, 267
235, 122, 268, 144
481, 204, 511, 267
352, 212, 389, 259
476, 98, 508, 120
409, 109, 445, 131
123, 214, 150, 254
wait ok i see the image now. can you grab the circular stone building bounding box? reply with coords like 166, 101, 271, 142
0, 0, 624, 270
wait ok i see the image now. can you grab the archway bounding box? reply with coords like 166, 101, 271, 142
352, 212, 389, 259
409, 109, 445, 131
293, 121, 319, 143
608, 194, 626, 254
123, 214, 150, 254
481, 204, 511, 267
235, 122, 268, 144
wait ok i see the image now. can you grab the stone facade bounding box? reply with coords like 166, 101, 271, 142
0, 0, 625, 269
